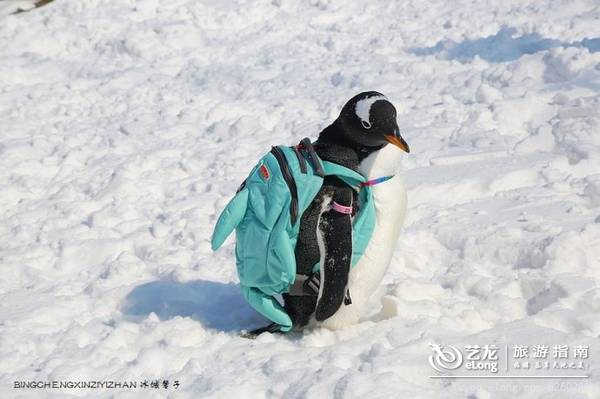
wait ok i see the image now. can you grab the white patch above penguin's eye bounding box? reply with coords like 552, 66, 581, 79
355, 94, 387, 130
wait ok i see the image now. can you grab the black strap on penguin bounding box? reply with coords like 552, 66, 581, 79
299, 138, 325, 177
289, 271, 353, 306
291, 145, 307, 174
288, 273, 317, 296
270, 146, 300, 225
289, 272, 320, 297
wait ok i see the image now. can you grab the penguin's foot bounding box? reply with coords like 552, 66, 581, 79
240, 323, 282, 339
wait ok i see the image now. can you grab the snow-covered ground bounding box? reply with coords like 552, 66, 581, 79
1, 0, 600, 398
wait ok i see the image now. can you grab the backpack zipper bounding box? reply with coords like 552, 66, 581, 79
270, 146, 299, 225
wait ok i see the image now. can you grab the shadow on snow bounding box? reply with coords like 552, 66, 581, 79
409, 26, 600, 63
121, 279, 268, 332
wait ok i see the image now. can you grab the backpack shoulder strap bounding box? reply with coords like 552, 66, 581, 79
298, 138, 324, 177
321, 160, 367, 188
296, 138, 366, 187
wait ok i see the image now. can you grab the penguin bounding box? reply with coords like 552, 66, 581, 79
320, 143, 408, 330
280, 91, 410, 331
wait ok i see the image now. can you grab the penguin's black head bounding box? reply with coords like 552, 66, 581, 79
336, 91, 410, 153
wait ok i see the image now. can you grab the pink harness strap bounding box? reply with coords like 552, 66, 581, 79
332, 201, 352, 215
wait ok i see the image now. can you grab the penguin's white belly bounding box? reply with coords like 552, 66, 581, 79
320, 147, 407, 330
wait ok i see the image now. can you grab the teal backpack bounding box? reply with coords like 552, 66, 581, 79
211, 138, 378, 331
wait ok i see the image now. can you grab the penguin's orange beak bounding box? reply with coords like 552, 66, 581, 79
385, 134, 410, 153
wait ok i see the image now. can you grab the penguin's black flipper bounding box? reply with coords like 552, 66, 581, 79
315, 187, 353, 321
240, 323, 282, 339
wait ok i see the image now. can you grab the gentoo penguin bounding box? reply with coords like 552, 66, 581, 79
280, 91, 410, 331
320, 143, 408, 329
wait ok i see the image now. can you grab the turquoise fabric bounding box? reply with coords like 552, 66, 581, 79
211, 145, 375, 331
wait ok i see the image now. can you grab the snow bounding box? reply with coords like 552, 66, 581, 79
1, 0, 600, 398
